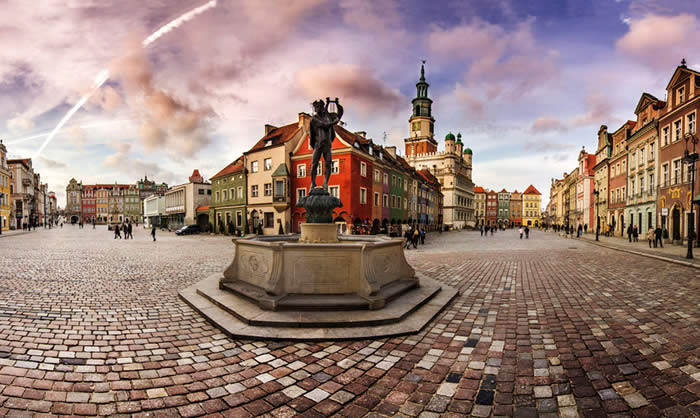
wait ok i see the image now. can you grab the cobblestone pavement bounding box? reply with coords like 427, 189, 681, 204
0, 226, 698, 417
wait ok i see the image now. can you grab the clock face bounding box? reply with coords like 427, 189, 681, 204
412, 122, 420, 132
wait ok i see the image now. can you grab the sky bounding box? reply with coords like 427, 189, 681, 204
1, 0, 699, 209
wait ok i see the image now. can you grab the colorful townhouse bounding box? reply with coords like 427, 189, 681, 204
210, 156, 247, 234
0, 141, 10, 230
522, 185, 541, 227
510, 190, 522, 227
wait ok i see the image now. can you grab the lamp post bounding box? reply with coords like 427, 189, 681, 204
593, 188, 600, 241
683, 132, 699, 259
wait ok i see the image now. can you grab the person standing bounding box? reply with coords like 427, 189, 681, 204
627, 224, 633, 242
412, 228, 419, 248
122, 223, 128, 240
525, 225, 530, 239
647, 228, 654, 248
151, 225, 157, 242
519, 227, 523, 239
127, 222, 133, 239
420, 228, 425, 245
480, 226, 484, 236
584, 224, 588, 234
114, 224, 121, 239
577, 224, 582, 238
404, 228, 412, 249
633, 225, 639, 242
654, 226, 663, 248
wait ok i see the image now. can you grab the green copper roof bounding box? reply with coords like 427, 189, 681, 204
463, 148, 473, 154
271, 163, 289, 177
445, 132, 455, 141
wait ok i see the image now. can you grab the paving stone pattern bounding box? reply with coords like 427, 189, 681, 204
0, 226, 698, 417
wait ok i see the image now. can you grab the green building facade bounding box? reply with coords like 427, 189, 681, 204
210, 157, 247, 234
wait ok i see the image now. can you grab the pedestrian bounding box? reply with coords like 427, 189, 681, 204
577, 224, 582, 238
412, 228, 419, 248
627, 224, 633, 242
114, 224, 121, 239
127, 222, 133, 239
60, 222, 63, 228
525, 226, 530, 239
654, 226, 663, 248
151, 225, 157, 242
633, 225, 639, 242
584, 224, 588, 234
519, 227, 523, 239
404, 228, 412, 249
480, 226, 484, 236
490, 226, 494, 236
420, 228, 425, 245
647, 228, 654, 248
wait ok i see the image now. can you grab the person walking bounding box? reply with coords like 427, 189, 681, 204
412, 228, 419, 248
420, 228, 425, 245
404, 228, 412, 249
121, 223, 128, 240
654, 226, 663, 248
519, 227, 523, 239
151, 225, 157, 242
627, 224, 633, 242
647, 228, 654, 248
114, 224, 121, 239
490, 226, 494, 236
525, 225, 530, 239
633, 225, 639, 242
127, 222, 133, 239
480, 226, 484, 236
584, 224, 588, 234
577, 224, 582, 238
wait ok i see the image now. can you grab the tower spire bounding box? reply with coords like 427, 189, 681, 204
420, 60, 426, 82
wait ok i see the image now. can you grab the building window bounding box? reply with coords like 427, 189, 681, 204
297, 188, 306, 201
662, 163, 669, 187
297, 164, 306, 178
264, 212, 274, 228
236, 211, 242, 227
251, 185, 259, 197
383, 173, 388, 185
317, 164, 322, 175
238, 186, 243, 199
264, 183, 272, 196
251, 161, 258, 173
679, 87, 685, 104
331, 160, 339, 174
374, 169, 380, 182
360, 162, 367, 177
674, 160, 681, 184
649, 173, 654, 193
649, 143, 654, 160
688, 113, 696, 135
222, 190, 227, 200
374, 192, 379, 207
360, 188, 367, 204
675, 120, 682, 141
264, 158, 272, 171
663, 127, 669, 146
329, 186, 339, 198
383, 194, 389, 207
198, 189, 205, 195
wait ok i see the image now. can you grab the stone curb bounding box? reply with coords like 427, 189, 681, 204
579, 237, 700, 270
0, 231, 30, 238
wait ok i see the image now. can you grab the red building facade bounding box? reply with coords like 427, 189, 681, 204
81, 185, 96, 223
486, 189, 498, 225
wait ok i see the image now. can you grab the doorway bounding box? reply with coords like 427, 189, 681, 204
673, 206, 681, 241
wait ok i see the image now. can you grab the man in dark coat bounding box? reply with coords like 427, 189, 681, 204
654, 226, 663, 248
627, 224, 633, 242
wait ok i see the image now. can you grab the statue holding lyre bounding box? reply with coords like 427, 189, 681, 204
309, 97, 343, 192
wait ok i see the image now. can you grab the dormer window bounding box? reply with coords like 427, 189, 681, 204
679, 87, 685, 104
353, 142, 360, 149
265, 140, 272, 147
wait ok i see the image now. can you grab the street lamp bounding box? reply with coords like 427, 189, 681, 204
593, 188, 600, 241
683, 132, 699, 259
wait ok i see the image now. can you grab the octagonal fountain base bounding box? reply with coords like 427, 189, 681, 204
180, 228, 457, 341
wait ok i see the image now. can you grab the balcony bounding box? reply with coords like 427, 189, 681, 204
22, 178, 31, 186
272, 195, 289, 211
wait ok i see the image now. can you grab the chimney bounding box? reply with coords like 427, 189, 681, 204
265, 124, 278, 136
298, 113, 311, 131
385, 146, 396, 158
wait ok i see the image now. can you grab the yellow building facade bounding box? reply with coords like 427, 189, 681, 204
522, 184, 542, 227
0, 141, 10, 230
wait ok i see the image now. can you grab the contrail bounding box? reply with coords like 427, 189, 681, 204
32, 0, 218, 159
5, 119, 129, 145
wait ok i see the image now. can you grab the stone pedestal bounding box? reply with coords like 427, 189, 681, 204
299, 223, 338, 243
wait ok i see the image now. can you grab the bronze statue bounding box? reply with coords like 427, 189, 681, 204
310, 97, 343, 191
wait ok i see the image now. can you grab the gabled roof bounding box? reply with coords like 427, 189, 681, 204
499, 188, 508, 193
247, 122, 301, 153
523, 184, 541, 195
211, 156, 244, 180
634, 92, 660, 115
474, 186, 486, 193
666, 64, 700, 90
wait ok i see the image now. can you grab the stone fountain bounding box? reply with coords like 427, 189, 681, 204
180, 99, 456, 340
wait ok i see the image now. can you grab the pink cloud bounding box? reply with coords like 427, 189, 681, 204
616, 13, 700, 70
296, 64, 404, 116
531, 116, 567, 133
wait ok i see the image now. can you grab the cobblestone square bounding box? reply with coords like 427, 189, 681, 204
0, 226, 698, 416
